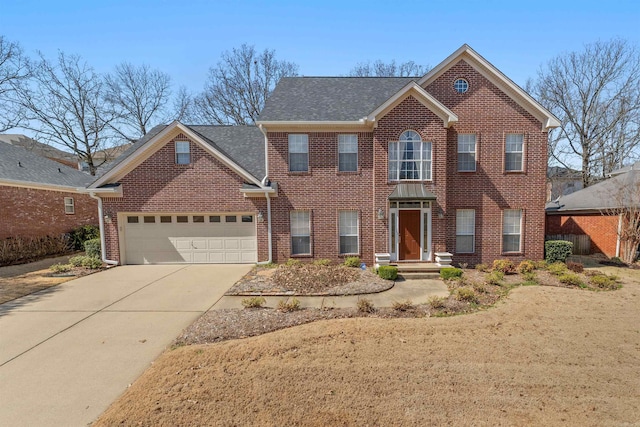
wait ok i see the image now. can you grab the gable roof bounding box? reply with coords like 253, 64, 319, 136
258, 77, 415, 122
546, 169, 640, 213
0, 134, 78, 166
90, 122, 265, 189
418, 44, 560, 130
0, 141, 93, 190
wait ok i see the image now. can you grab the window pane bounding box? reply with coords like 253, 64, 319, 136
503, 210, 522, 252
291, 211, 310, 255
177, 216, 188, 223
143, 216, 155, 223
505, 134, 523, 171
291, 236, 310, 255
289, 135, 309, 172
456, 210, 475, 253
175, 141, 190, 164
340, 236, 358, 254
127, 216, 139, 223
390, 212, 396, 252
209, 215, 220, 223
503, 235, 521, 253
193, 215, 204, 223
226, 215, 237, 223
505, 153, 523, 171
289, 153, 308, 172
160, 216, 172, 223
241, 215, 253, 223
457, 236, 474, 253
457, 135, 476, 172
339, 153, 357, 172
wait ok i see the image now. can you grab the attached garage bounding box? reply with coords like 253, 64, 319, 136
123, 213, 257, 264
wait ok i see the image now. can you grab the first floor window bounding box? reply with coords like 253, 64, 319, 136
456, 209, 475, 253
388, 130, 432, 181
338, 134, 358, 172
290, 211, 311, 255
289, 134, 309, 172
175, 141, 190, 164
64, 197, 74, 214
339, 210, 359, 254
457, 134, 476, 172
505, 134, 524, 171
503, 209, 522, 252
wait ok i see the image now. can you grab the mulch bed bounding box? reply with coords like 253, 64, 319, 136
225, 265, 393, 296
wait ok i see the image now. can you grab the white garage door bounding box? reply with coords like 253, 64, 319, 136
123, 214, 257, 264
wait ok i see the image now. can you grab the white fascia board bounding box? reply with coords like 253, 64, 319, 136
0, 178, 85, 193
240, 187, 278, 198
79, 185, 123, 197
367, 82, 458, 128
90, 121, 263, 188
418, 44, 560, 130
256, 120, 367, 127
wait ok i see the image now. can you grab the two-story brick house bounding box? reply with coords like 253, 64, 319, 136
86, 45, 558, 266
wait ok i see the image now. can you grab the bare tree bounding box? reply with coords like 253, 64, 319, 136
349, 60, 429, 77
531, 39, 640, 187
0, 36, 30, 132
15, 51, 116, 175
172, 85, 194, 123
600, 171, 640, 263
192, 44, 298, 125
104, 63, 172, 142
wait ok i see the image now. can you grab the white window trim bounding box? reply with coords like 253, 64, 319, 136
338, 210, 359, 255
64, 197, 75, 215
175, 141, 190, 165
388, 130, 432, 181
505, 133, 524, 172
338, 134, 358, 172
455, 209, 475, 253
457, 134, 476, 172
502, 209, 523, 253
288, 134, 309, 173
290, 210, 311, 256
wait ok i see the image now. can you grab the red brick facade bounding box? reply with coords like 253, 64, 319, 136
0, 185, 98, 240
546, 213, 619, 257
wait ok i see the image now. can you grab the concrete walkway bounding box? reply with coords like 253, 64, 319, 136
213, 278, 449, 310
0, 264, 251, 427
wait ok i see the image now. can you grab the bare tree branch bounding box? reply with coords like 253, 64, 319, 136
192, 44, 298, 125
0, 35, 30, 132
349, 60, 429, 77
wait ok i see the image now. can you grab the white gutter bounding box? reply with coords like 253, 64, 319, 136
89, 192, 118, 266
616, 213, 623, 258
256, 193, 273, 265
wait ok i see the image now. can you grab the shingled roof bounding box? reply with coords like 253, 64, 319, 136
0, 141, 93, 189
258, 77, 416, 122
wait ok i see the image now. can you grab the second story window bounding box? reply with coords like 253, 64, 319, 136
289, 134, 309, 172
338, 134, 358, 172
175, 141, 190, 165
505, 134, 524, 171
388, 130, 431, 181
457, 134, 476, 172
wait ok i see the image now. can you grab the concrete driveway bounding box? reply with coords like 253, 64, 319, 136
0, 264, 250, 427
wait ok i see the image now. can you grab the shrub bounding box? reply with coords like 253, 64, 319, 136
357, 298, 375, 313
81, 256, 103, 269
69, 255, 86, 267
545, 240, 573, 264
566, 261, 584, 273
472, 282, 487, 293
392, 300, 414, 311
589, 274, 620, 290
517, 260, 535, 274
343, 256, 361, 268
285, 258, 302, 267
277, 298, 301, 312
69, 225, 100, 250
84, 238, 101, 259
492, 259, 516, 274
522, 272, 537, 283
534, 260, 548, 270
475, 263, 489, 272
547, 262, 568, 276
486, 271, 504, 286
0, 235, 71, 266
313, 259, 332, 266
50, 263, 72, 273
440, 267, 463, 280
428, 296, 447, 309
558, 273, 584, 287
241, 297, 266, 308
455, 287, 478, 303
377, 265, 398, 280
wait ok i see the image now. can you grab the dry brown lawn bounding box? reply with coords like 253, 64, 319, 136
96, 268, 640, 427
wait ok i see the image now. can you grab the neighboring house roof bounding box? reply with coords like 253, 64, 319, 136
259, 77, 415, 122
609, 160, 640, 177
0, 141, 94, 190
90, 123, 265, 189
0, 134, 78, 167
546, 169, 640, 213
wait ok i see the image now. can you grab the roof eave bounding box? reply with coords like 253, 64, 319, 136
0, 178, 88, 193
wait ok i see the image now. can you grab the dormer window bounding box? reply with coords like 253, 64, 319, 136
388, 130, 432, 181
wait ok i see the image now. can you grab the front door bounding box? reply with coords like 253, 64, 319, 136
399, 210, 421, 260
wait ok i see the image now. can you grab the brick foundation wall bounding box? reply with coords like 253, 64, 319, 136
0, 185, 98, 240
545, 213, 619, 257
101, 133, 268, 263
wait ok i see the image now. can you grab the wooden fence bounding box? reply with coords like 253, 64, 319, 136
545, 234, 591, 255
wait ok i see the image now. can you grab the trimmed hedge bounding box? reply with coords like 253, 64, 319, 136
377, 265, 398, 280
69, 225, 100, 251
84, 238, 101, 259
545, 240, 573, 264
440, 267, 463, 280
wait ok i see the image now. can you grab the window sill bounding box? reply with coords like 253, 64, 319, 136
338, 253, 361, 258
501, 252, 523, 256
336, 171, 360, 176
387, 179, 432, 184
504, 170, 525, 174
457, 170, 476, 173
290, 253, 313, 258
288, 171, 311, 176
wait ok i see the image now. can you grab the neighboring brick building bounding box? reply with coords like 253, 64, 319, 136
88, 45, 559, 266
0, 142, 98, 241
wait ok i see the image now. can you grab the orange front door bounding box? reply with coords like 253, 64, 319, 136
399, 210, 421, 260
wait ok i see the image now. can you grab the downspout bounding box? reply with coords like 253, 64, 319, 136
616, 213, 623, 258
89, 192, 119, 266
256, 123, 273, 265
257, 193, 273, 265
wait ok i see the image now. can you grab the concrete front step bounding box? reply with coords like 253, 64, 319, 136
393, 263, 441, 273
398, 272, 442, 280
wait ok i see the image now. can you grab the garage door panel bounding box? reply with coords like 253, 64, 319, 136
124, 214, 257, 265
